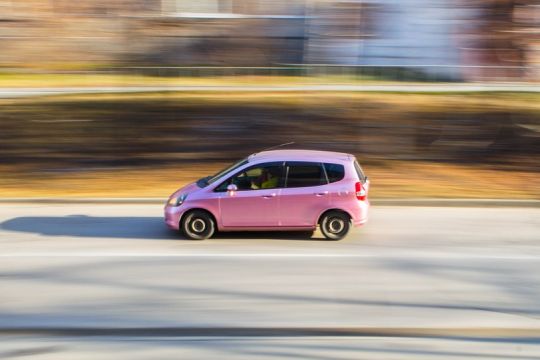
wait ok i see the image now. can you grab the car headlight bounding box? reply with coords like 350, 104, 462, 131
168, 193, 188, 207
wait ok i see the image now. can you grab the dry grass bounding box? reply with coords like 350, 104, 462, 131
0, 73, 438, 88
4, 90, 537, 112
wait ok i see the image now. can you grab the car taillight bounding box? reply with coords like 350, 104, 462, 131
355, 181, 367, 201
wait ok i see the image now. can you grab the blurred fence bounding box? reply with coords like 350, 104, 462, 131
1, 65, 538, 83
121, 65, 538, 82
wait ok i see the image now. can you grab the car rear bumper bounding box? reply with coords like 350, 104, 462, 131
353, 217, 368, 227
350, 199, 370, 227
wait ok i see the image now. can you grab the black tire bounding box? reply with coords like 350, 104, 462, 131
319, 211, 351, 240
181, 210, 215, 240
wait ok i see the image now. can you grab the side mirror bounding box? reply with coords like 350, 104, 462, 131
227, 184, 238, 195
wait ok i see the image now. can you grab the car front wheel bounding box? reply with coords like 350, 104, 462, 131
181, 210, 215, 240
319, 211, 351, 240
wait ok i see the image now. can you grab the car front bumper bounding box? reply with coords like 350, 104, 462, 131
164, 205, 183, 230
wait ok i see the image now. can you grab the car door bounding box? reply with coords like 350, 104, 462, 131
216, 162, 284, 228
279, 161, 330, 227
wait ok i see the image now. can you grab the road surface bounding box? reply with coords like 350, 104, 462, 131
0, 204, 539, 359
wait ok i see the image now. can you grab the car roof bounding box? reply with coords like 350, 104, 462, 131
249, 149, 353, 163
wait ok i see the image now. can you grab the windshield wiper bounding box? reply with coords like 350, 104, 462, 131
197, 176, 212, 188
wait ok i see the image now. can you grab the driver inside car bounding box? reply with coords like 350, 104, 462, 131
251, 167, 279, 190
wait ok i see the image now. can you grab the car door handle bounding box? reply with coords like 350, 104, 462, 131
262, 193, 277, 199
315, 191, 329, 196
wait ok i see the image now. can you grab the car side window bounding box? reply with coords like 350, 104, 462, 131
323, 163, 345, 183
214, 162, 284, 192
285, 162, 327, 188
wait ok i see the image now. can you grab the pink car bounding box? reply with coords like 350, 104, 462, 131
164, 149, 369, 240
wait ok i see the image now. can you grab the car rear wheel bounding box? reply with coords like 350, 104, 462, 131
181, 210, 215, 240
319, 211, 351, 240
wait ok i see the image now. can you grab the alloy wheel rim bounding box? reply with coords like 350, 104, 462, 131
191, 218, 206, 233
328, 218, 345, 233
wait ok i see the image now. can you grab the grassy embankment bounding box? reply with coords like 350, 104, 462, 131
0, 92, 538, 199
0, 72, 450, 88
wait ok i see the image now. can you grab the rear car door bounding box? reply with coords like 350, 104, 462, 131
279, 161, 330, 227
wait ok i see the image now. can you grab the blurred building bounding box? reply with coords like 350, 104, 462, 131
133, 0, 307, 65
457, 0, 540, 81
0, 0, 537, 80
303, 0, 463, 80
304, 0, 539, 81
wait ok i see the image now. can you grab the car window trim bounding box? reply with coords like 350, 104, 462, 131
321, 162, 330, 184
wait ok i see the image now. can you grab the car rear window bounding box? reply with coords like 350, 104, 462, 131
323, 163, 345, 183
286, 162, 327, 188
354, 160, 367, 183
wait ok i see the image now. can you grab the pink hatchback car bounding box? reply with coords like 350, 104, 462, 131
164, 149, 369, 240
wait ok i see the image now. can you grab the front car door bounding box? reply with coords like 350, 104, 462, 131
215, 162, 284, 228
279, 161, 330, 227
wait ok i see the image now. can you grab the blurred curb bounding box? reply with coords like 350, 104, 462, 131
0, 84, 539, 98
0, 198, 164, 204
0, 198, 539, 207
2, 326, 540, 338
372, 199, 540, 207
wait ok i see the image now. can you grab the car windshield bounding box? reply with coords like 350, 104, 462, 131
198, 158, 249, 187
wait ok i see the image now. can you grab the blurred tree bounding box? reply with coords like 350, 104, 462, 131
459, 0, 539, 80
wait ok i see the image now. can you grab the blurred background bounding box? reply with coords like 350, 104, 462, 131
1, 4, 540, 359
0, 0, 538, 199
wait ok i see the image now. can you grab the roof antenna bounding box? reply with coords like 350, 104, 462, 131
260, 142, 295, 152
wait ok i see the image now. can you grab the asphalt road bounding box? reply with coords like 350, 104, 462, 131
1, 204, 539, 359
